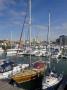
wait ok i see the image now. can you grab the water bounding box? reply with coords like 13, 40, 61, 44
0, 54, 67, 90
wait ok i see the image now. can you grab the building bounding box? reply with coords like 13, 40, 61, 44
56, 35, 67, 45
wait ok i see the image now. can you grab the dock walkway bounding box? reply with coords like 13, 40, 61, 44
0, 80, 24, 90
0, 80, 64, 90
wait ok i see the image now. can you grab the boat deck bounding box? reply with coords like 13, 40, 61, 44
0, 80, 25, 90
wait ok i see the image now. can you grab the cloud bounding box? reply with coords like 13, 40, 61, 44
0, 0, 16, 11
0, 12, 4, 16
52, 22, 67, 31
0, 0, 26, 11
0, 0, 66, 40
9, 9, 26, 17
62, 23, 67, 30
0, 0, 6, 10
48, 22, 67, 40
0, 0, 27, 26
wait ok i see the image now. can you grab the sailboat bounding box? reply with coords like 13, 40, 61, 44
0, 59, 29, 79
9, 0, 47, 90
42, 13, 63, 90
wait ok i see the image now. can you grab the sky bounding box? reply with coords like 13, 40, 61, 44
0, 0, 67, 41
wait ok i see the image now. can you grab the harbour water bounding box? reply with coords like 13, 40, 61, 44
0, 55, 67, 90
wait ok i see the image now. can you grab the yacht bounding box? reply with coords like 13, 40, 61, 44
35, 50, 43, 56
6, 48, 17, 56
0, 47, 4, 55
9, 60, 47, 90
51, 49, 62, 59
31, 49, 39, 55
0, 59, 29, 79
42, 71, 63, 90
42, 13, 63, 90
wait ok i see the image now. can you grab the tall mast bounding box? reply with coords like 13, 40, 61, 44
48, 13, 51, 69
11, 31, 12, 49
29, 0, 31, 46
29, 0, 32, 67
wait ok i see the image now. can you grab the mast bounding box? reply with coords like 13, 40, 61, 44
29, 0, 32, 67
46, 26, 49, 51
48, 13, 51, 69
16, 1, 28, 53
11, 31, 12, 49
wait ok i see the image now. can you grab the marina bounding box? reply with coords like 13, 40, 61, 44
0, 0, 67, 90
0, 55, 67, 90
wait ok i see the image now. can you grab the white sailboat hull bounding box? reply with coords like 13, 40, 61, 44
0, 64, 29, 79
42, 74, 63, 90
